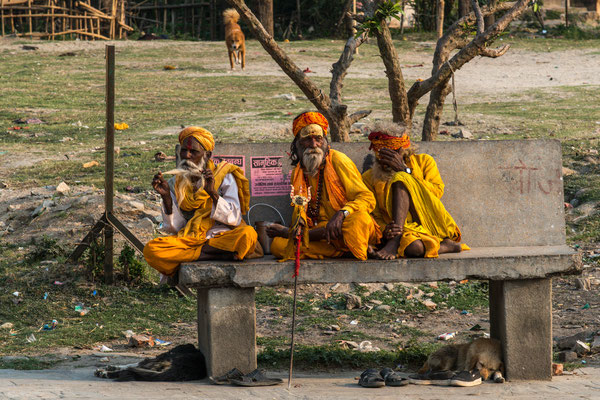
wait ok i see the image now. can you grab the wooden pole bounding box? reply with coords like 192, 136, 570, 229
104, 44, 115, 285
27, 0, 32, 38
565, 0, 569, 27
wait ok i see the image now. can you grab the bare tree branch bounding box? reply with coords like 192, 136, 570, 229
407, 0, 528, 106
349, 110, 373, 124
471, 0, 485, 35
480, 44, 511, 58
330, 33, 368, 105
373, 19, 411, 126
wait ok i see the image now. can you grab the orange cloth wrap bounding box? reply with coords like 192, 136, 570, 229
368, 131, 410, 157
178, 126, 215, 152
292, 112, 329, 137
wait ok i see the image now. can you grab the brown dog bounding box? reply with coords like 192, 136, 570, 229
419, 338, 505, 382
223, 8, 245, 70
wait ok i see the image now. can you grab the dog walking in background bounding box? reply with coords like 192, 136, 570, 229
223, 8, 246, 70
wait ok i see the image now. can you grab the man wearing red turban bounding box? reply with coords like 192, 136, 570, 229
267, 111, 381, 260
362, 121, 468, 259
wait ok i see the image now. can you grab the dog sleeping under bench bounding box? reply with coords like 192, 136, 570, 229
175, 140, 581, 380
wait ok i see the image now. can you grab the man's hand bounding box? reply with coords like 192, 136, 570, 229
152, 171, 172, 214
266, 223, 289, 238
378, 148, 407, 172
325, 210, 345, 243
152, 171, 170, 198
202, 169, 218, 202
383, 221, 403, 240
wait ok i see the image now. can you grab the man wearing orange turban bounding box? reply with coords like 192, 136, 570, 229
362, 121, 468, 259
143, 126, 260, 276
267, 111, 380, 261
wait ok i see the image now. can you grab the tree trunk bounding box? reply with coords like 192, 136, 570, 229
436, 0, 445, 39
458, 0, 470, 18
422, 80, 451, 141
484, 0, 496, 28
256, 0, 274, 36
373, 20, 411, 128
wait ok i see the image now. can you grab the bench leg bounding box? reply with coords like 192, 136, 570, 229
197, 287, 257, 377
489, 278, 552, 381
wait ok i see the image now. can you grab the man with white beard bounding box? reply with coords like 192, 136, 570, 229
143, 126, 259, 277
362, 122, 468, 260
267, 111, 380, 261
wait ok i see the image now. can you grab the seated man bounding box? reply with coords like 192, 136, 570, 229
144, 126, 259, 276
362, 122, 468, 260
267, 111, 380, 260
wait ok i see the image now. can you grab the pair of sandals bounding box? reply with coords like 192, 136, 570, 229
358, 367, 409, 388
210, 368, 283, 387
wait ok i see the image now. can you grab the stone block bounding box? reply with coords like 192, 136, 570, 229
490, 278, 552, 380
197, 287, 256, 377
557, 351, 578, 362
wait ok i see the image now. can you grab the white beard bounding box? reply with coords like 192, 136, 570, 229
301, 147, 325, 177
164, 157, 207, 204
371, 158, 396, 182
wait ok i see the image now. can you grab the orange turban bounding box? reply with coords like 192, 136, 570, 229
368, 131, 410, 156
292, 112, 329, 137
178, 126, 215, 152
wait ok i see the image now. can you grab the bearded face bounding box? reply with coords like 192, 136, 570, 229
371, 158, 397, 182
297, 138, 328, 177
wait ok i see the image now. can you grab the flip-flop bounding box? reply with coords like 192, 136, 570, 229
380, 367, 409, 387
229, 368, 283, 387
209, 368, 244, 385
358, 368, 385, 388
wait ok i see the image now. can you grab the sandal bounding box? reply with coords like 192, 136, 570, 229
229, 368, 283, 387
209, 368, 244, 385
380, 367, 409, 387
358, 368, 385, 388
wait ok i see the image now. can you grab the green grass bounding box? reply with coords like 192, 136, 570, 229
0, 357, 57, 370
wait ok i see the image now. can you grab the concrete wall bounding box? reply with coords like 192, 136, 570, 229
208, 139, 565, 248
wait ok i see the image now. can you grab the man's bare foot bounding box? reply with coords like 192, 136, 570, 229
439, 238, 462, 254
367, 245, 378, 259
373, 236, 401, 260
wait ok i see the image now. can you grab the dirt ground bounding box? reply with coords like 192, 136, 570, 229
1, 38, 599, 369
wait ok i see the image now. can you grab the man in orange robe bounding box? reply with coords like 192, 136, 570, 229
362, 122, 468, 259
267, 111, 380, 260
143, 127, 259, 276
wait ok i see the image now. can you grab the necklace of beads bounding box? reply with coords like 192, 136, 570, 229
305, 168, 324, 223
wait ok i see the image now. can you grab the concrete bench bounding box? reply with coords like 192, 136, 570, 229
177, 139, 581, 380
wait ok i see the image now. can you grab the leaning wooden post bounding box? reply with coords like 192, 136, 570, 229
104, 45, 115, 284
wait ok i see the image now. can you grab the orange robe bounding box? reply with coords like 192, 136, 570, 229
143, 161, 258, 276
362, 153, 468, 258
271, 149, 380, 261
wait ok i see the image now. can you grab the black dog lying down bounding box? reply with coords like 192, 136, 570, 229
95, 344, 206, 381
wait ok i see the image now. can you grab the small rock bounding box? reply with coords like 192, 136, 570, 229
137, 217, 155, 232
345, 294, 362, 310
458, 128, 473, 139
573, 340, 590, 356
591, 336, 600, 352
100, 357, 110, 362
562, 167, 577, 176
329, 283, 341, 291
552, 363, 563, 376
128, 334, 154, 348
557, 331, 594, 350
330, 325, 341, 331
575, 277, 591, 291
428, 282, 439, 289
7, 204, 20, 212
422, 299, 437, 310
557, 351, 578, 362
369, 299, 383, 306
0, 322, 14, 329
383, 283, 395, 291
128, 201, 145, 211
570, 198, 580, 208
55, 182, 70, 196
375, 305, 392, 312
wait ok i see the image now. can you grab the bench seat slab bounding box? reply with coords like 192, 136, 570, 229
490, 278, 552, 380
